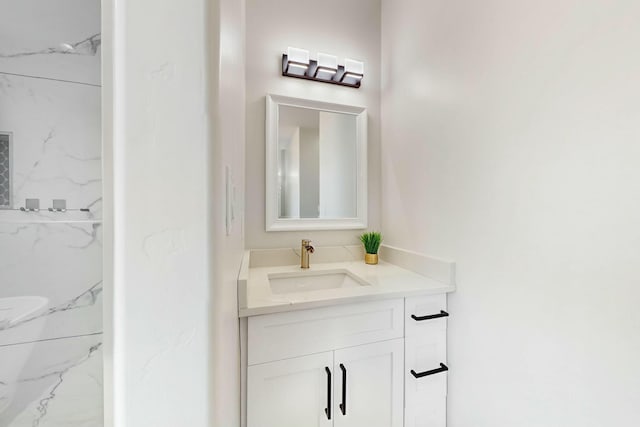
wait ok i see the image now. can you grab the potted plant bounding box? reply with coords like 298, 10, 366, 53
359, 231, 382, 265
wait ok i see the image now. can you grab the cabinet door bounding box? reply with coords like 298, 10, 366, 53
247, 352, 334, 427
333, 339, 404, 427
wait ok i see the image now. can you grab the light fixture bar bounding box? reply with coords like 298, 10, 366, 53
281, 53, 363, 89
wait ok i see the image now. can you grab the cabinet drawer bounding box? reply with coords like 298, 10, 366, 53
248, 299, 404, 365
405, 294, 448, 337
405, 397, 447, 427
405, 335, 447, 405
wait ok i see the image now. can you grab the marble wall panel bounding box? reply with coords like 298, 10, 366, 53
0, 334, 103, 427
0, 0, 101, 85
0, 221, 102, 345
0, 74, 101, 215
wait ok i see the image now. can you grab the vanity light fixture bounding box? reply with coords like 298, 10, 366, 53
284, 47, 310, 76
315, 53, 338, 80
341, 58, 364, 85
281, 49, 363, 88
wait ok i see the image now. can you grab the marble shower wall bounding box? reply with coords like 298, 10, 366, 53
0, 1, 103, 426
0, 74, 102, 213
0, 0, 101, 85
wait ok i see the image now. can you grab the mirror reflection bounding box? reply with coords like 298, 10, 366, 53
278, 105, 357, 219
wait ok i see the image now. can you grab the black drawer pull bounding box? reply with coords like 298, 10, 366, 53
411, 310, 449, 321
411, 363, 448, 378
339, 363, 347, 415
324, 367, 332, 420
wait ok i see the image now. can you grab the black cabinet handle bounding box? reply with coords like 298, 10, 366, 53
411, 363, 449, 378
411, 310, 449, 321
339, 364, 347, 415
324, 367, 332, 420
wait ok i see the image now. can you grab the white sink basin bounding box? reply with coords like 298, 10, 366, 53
268, 269, 370, 294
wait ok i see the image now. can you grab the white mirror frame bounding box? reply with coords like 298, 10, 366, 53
266, 94, 368, 231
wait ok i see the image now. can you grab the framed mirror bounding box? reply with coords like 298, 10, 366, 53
266, 94, 367, 231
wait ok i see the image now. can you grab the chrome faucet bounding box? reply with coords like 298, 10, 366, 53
300, 239, 315, 269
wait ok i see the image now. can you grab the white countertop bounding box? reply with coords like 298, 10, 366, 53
238, 249, 456, 317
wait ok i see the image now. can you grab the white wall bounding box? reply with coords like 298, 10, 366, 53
104, 0, 245, 426
209, 1, 246, 426
107, 0, 210, 423
381, 0, 640, 426
245, 0, 381, 248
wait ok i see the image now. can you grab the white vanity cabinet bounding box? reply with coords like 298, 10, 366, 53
244, 294, 449, 427
404, 294, 449, 427
246, 299, 405, 427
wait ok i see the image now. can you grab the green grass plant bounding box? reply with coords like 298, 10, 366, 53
359, 231, 383, 254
